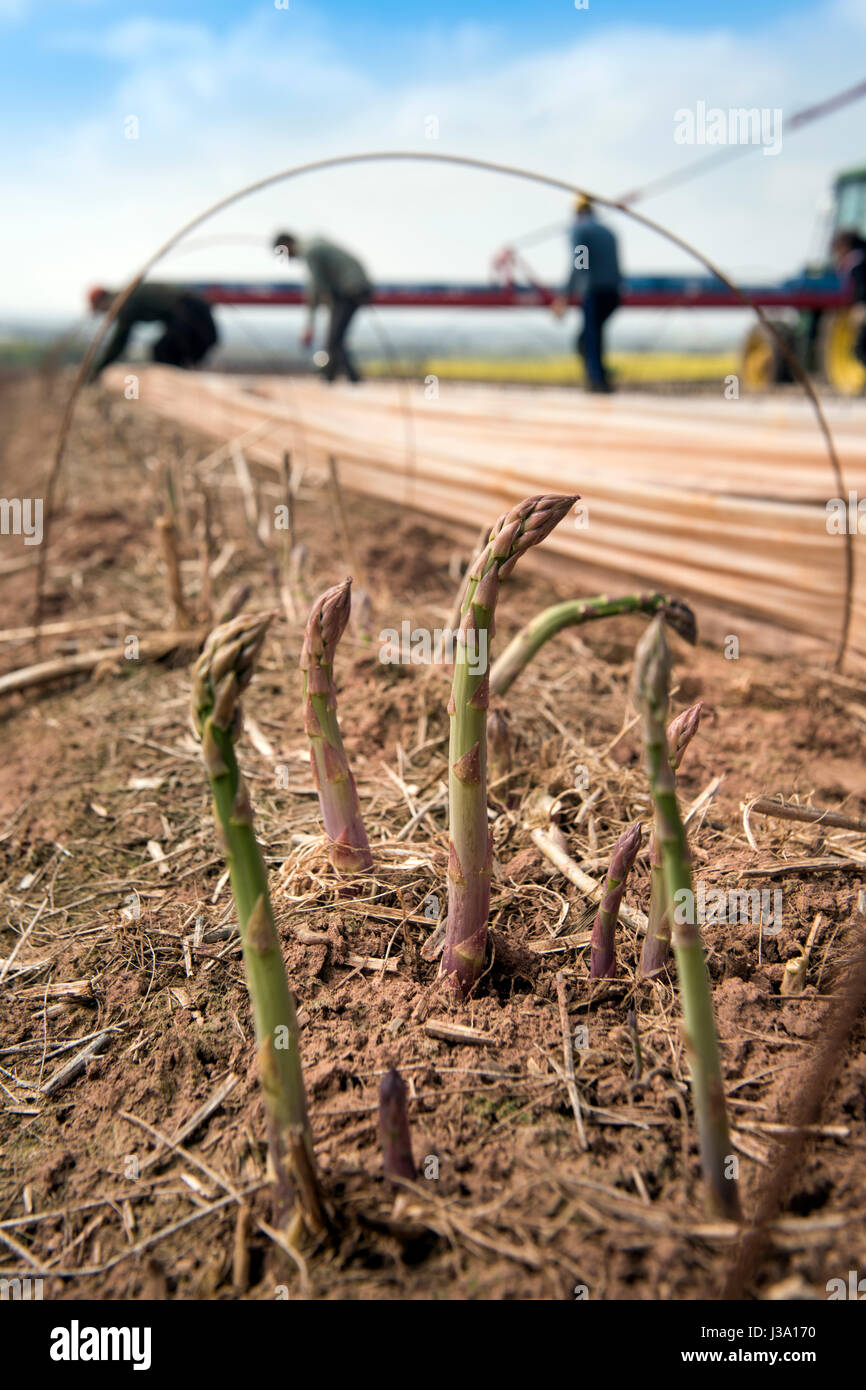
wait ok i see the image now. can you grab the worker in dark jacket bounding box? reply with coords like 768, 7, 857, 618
551, 196, 621, 392
833, 227, 866, 371
87, 284, 218, 379
273, 232, 372, 382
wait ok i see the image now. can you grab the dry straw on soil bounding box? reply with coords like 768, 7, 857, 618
1, 375, 865, 1299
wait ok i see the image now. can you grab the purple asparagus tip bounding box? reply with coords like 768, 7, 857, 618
590, 819, 643, 979
667, 699, 704, 772
300, 577, 353, 675
378, 1067, 416, 1182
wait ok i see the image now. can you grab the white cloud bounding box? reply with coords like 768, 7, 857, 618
54, 18, 213, 59
832, 0, 866, 30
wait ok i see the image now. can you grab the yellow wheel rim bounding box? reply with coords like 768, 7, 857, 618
741, 330, 775, 390
824, 311, 866, 396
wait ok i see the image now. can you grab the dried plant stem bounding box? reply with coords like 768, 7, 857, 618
327, 455, 366, 589
487, 707, 512, 780
279, 450, 296, 619
281, 451, 295, 551
156, 515, 190, 629
554, 973, 588, 1149
747, 796, 866, 834
198, 486, 214, 624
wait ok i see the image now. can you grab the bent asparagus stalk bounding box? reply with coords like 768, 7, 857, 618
301, 578, 373, 875
489, 592, 696, 697
589, 820, 643, 979
640, 700, 704, 978
191, 613, 325, 1231
441, 493, 578, 996
378, 1068, 416, 1181
633, 618, 740, 1220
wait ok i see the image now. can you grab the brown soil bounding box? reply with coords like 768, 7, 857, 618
1, 369, 865, 1302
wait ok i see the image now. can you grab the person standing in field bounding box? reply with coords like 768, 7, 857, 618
273, 231, 372, 383
552, 196, 621, 393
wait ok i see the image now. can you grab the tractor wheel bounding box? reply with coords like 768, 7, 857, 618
819, 310, 866, 396
740, 322, 791, 391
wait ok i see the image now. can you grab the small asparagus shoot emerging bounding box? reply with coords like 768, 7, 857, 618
191, 613, 325, 1231
589, 820, 643, 979
640, 699, 704, 978
378, 1068, 416, 1181
489, 592, 696, 697
633, 618, 740, 1220
301, 578, 373, 875
441, 494, 578, 997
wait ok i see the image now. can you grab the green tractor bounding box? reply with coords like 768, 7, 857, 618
741, 164, 866, 395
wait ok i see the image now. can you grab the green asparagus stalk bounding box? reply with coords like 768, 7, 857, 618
191, 613, 325, 1232
378, 1068, 416, 1182
301, 578, 373, 875
441, 493, 578, 997
489, 592, 696, 697
589, 820, 643, 979
633, 618, 740, 1220
640, 700, 704, 978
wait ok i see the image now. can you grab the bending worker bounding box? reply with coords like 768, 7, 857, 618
272, 231, 372, 383
552, 196, 621, 393
87, 284, 218, 380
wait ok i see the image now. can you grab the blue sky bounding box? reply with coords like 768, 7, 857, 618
0, 1, 820, 117
1, 0, 864, 319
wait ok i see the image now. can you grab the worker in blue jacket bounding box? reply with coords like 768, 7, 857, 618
552, 196, 621, 393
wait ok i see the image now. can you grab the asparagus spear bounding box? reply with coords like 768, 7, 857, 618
489, 592, 696, 697
640, 700, 704, 978
301, 578, 373, 875
441, 493, 578, 996
191, 613, 325, 1231
589, 820, 643, 979
633, 618, 740, 1220
378, 1068, 416, 1181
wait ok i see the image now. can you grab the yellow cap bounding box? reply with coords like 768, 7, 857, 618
575, 194, 593, 215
